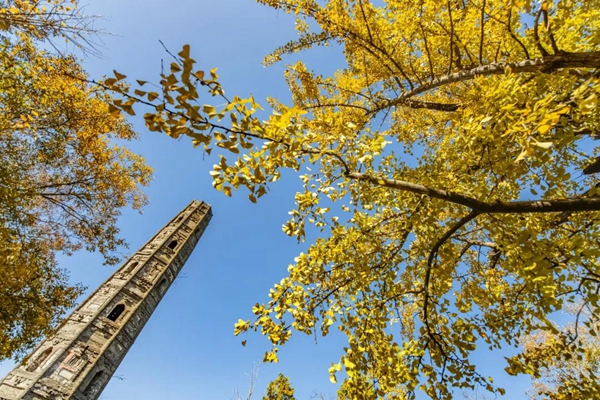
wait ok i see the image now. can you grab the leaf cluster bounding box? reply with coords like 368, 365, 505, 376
263, 373, 296, 400
0, 0, 152, 360
105, 0, 600, 398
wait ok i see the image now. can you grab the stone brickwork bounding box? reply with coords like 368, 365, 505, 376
0, 200, 212, 400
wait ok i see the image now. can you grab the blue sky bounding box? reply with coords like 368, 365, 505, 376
0, 1, 535, 398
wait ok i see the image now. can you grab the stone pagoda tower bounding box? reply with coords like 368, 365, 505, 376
0, 200, 212, 400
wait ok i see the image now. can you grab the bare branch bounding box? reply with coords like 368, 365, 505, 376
231, 363, 260, 400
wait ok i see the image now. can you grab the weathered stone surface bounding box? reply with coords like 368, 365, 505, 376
0, 200, 212, 400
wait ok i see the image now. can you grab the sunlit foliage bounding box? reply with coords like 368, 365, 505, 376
521, 303, 600, 399
263, 373, 296, 400
107, 0, 599, 397
0, 0, 152, 360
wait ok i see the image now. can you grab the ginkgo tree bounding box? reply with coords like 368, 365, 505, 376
104, 0, 600, 398
520, 303, 600, 399
0, 0, 152, 360
263, 373, 296, 400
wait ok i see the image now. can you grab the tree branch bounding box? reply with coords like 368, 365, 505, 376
447, 0, 455, 75
533, 9, 549, 56
542, 8, 561, 54
479, 0, 486, 65
421, 211, 480, 364
383, 52, 600, 109
347, 172, 600, 213
369, 99, 460, 115
505, 8, 530, 59
418, 19, 435, 80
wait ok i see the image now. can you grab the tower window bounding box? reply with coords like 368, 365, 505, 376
107, 304, 125, 322
26, 346, 53, 372
175, 215, 184, 223
83, 370, 105, 397
167, 239, 178, 250
123, 261, 138, 275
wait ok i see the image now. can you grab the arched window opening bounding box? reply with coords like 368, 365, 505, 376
158, 278, 167, 294
83, 370, 105, 397
107, 304, 125, 322
175, 215, 184, 223
26, 346, 53, 372
167, 239, 178, 250
124, 261, 138, 275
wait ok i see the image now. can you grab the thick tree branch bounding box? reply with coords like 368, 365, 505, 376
369, 99, 460, 115
382, 52, 600, 109
348, 172, 600, 213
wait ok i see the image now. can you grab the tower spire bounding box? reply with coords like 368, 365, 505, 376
0, 200, 211, 400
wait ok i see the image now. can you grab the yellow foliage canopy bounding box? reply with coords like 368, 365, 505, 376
0, 0, 152, 360
520, 304, 600, 399
263, 373, 296, 400
107, 0, 600, 398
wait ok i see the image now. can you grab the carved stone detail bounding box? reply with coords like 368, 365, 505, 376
0, 200, 212, 400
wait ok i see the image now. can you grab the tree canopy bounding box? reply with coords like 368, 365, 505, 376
0, 0, 152, 360
105, 0, 600, 398
521, 303, 600, 399
263, 373, 296, 400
